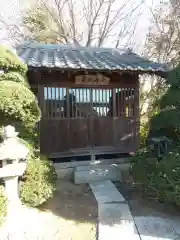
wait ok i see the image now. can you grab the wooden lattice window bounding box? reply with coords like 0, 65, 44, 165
43, 86, 136, 119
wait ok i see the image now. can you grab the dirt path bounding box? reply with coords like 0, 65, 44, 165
40, 180, 98, 240
0, 180, 98, 240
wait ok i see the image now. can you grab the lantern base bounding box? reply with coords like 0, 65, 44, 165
5, 176, 21, 211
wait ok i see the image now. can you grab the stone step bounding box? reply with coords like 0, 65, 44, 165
98, 203, 140, 240
89, 180, 140, 240
89, 180, 125, 203
74, 164, 122, 184
54, 158, 129, 169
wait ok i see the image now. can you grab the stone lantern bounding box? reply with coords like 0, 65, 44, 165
0, 125, 30, 210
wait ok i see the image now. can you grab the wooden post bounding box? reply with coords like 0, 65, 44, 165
37, 84, 44, 153
90, 88, 94, 148
112, 89, 117, 146
112, 89, 116, 117
38, 84, 45, 118
134, 76, 140, 150
66, 88, 71, 150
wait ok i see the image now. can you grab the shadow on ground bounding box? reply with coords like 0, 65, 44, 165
39, 179, 98, 224
39, 178, 180, 240
115, 181, 180, 239
115, 181, 180, 218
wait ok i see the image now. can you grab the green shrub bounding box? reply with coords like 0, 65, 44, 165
13, 124, 40, 149
0, 185, 7, 225
0, 46, 56, 209
20, 152, 57, 207
131, 146, 180, 207
0, 45, 56, 209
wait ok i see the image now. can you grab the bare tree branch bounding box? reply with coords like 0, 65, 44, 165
139, 0, 180, 117
39, 0, 69, 43
85, 0, 105, 47
0, 0, 144, 48
0, 0, 143, 47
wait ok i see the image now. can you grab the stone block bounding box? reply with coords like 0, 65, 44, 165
55, 168, 73, 180
74, 165, 122, 184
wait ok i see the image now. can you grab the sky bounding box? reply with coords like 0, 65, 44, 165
0, 0, 166, 53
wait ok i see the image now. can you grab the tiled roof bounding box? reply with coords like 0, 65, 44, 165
16, 43, 169, 73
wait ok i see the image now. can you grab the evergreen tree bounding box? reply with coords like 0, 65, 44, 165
149, 65, 180, 141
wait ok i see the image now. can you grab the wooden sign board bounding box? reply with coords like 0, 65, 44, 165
75, 74, 110, 85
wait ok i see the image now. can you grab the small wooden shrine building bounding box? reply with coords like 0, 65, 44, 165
16, 43, 168, 159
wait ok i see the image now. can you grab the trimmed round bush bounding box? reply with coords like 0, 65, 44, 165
0, 72, 30, 88
20, 153, 57, 207
0, 81, 41, 128
0, 185, 7, 225
0, 45, 41, 131
0, 46, 27, 73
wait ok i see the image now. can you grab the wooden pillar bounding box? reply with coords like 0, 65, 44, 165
90, 88, 94, 148
112, 89, 116, 117
66, 88, 71, 150
134, 76, 140, 150
112, 89, 117, 146
38, 84, 45, 117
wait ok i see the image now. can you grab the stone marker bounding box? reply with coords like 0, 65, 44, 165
75, 164, 122, 184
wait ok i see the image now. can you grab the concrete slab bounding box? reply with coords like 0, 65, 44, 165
98, 203, 140, 240
134, 216, 180, 240
89, 180, 125, 204
74, 165, 122, 184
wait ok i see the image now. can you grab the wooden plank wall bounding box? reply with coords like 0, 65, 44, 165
30, 70, 140, 155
